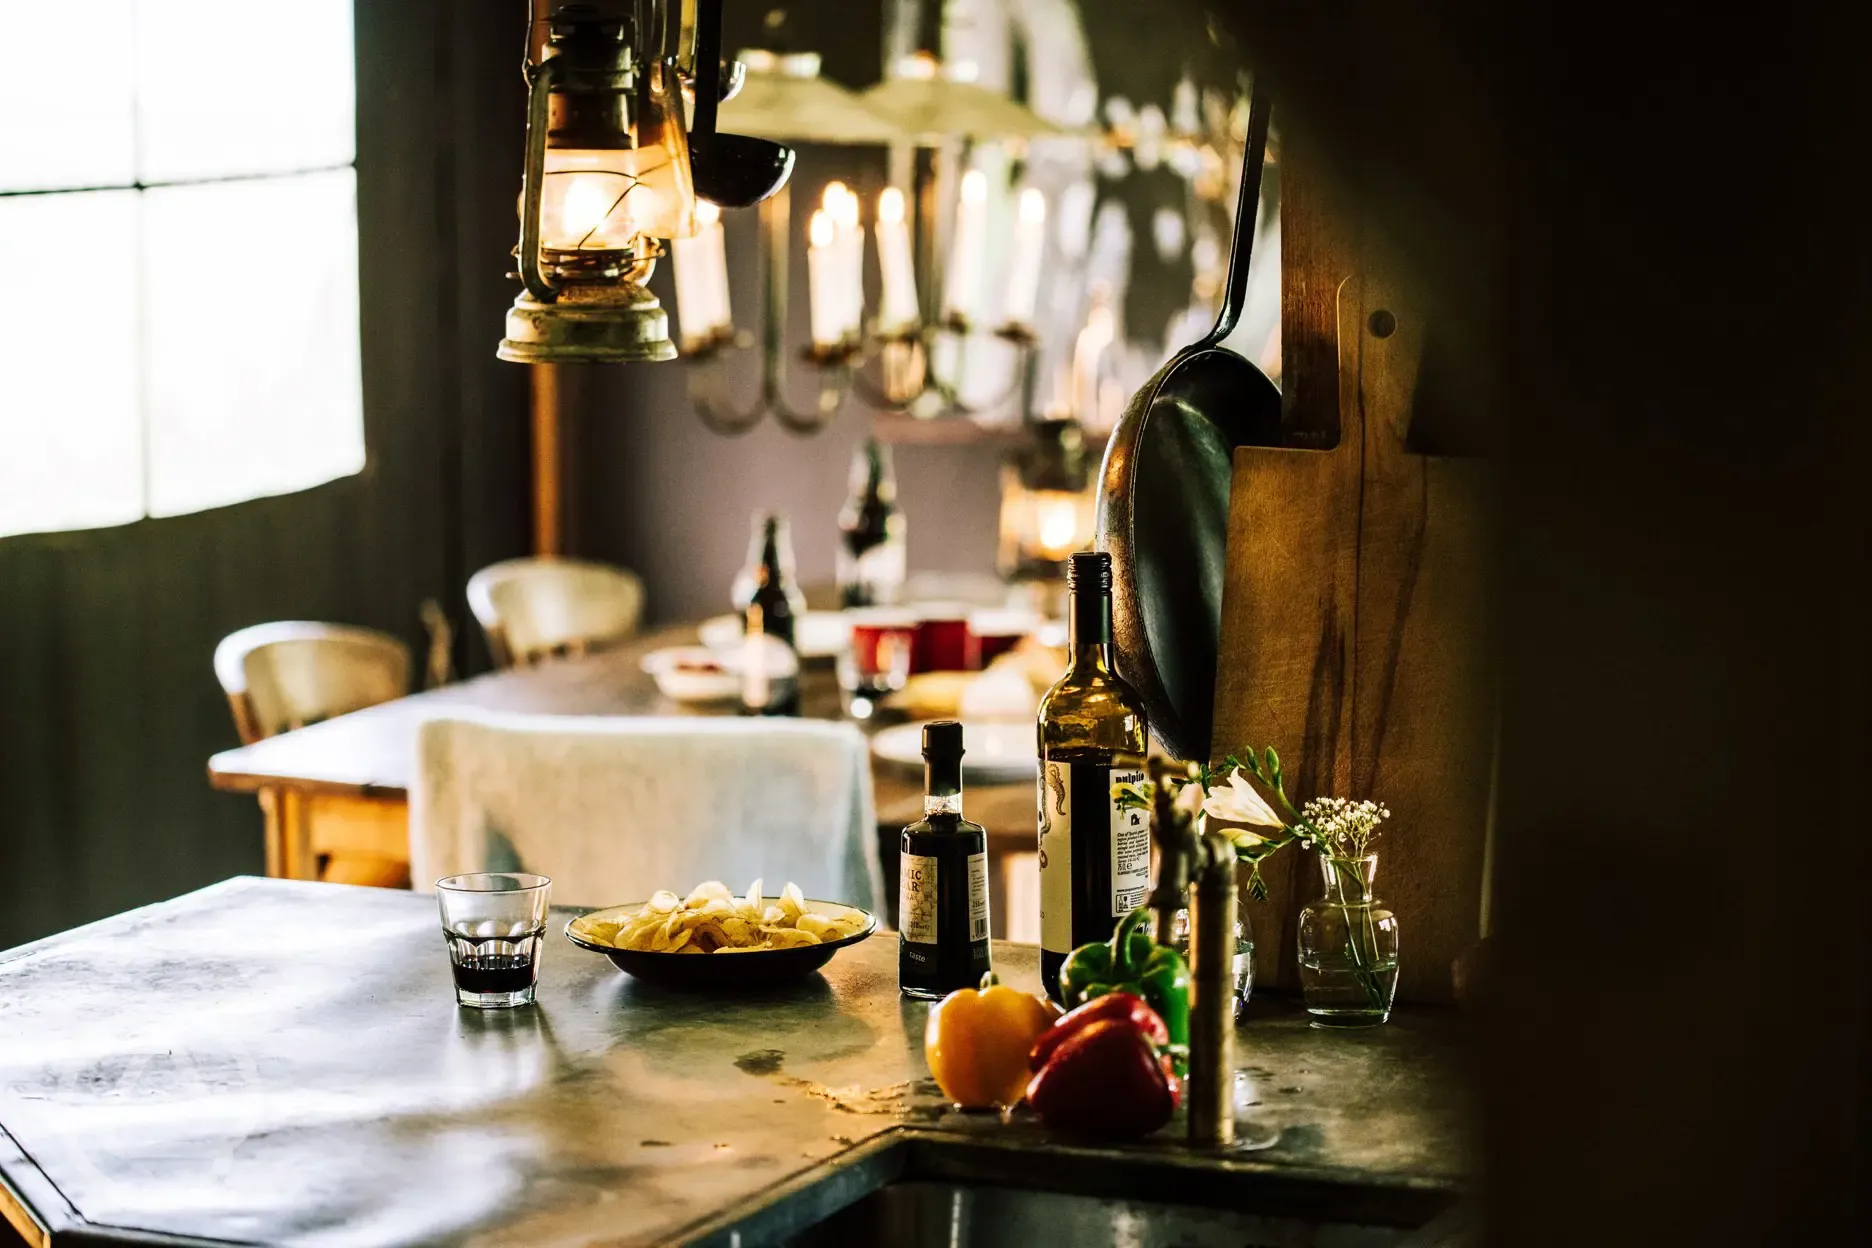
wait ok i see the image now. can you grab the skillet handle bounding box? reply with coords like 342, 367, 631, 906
690, 0, 723, 145
1202, 77, 1273, 348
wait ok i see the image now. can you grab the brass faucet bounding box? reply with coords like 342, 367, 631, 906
1146, 757, 1238, 1148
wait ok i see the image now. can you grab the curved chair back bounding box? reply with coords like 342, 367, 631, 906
466, 557, 645, 668
214, 621, 413, 744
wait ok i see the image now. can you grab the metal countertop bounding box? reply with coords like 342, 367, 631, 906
0, 878, 1468, 1247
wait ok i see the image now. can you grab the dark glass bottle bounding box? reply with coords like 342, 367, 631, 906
1034, 552, 1150, 1002
836, 439, 907, 608
899, 720, 992, 999
737, 513, 804, 716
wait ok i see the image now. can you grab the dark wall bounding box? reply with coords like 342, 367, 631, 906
1210, 2, 1871, 1244
566, 4, 1006, 621
0, 2, 531, 948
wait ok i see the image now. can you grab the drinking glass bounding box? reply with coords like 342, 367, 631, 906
911, 603, 972, 673
436, 873, 552, 1008
839, 609, 916, 719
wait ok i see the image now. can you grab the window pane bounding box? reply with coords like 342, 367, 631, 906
0, 0, 136, 192
0, 192, 145, 537
136, 0, 356, 182
142, 169, 364, 517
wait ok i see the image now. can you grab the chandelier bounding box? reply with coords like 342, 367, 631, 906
670, 48, 1076, 435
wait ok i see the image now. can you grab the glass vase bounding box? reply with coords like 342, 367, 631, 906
1168, 877, 1255, 1021
1296, 853, 1399, 1027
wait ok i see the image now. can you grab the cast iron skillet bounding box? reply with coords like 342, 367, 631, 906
1096, 82, 1281, 762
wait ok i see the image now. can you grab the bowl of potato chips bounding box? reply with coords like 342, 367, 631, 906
564, 879, 877, 988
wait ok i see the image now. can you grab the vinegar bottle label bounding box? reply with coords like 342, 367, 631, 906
900, 854, 939, 944
967, 851, 989, 942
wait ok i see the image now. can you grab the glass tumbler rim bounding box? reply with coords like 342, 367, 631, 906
435, 871, 552, 895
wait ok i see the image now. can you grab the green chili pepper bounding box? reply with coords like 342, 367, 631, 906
1057, 908, 1190, 1069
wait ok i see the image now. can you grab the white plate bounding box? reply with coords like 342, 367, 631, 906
871, 720, 1037, 784
640, 646, 741, 703
699, 611, 851, 659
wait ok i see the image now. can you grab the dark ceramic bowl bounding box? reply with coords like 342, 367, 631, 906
565, 899, 877, 989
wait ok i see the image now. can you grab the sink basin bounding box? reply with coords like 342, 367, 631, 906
791, 1181, 1425, 1247
691, 1133, 1458, 1248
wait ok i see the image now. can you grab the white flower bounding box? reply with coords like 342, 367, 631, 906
1203, 770, 1284, 829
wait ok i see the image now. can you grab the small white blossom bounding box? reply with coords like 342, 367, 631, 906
1203, 770, 1284, 829
1298, 797, 1391, 858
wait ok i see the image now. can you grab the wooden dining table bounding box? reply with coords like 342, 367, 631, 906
206, 623, 1040, 933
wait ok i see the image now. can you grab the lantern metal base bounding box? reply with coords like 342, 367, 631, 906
498, 281, 677, 364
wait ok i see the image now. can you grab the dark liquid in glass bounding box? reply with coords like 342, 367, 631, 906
445, 930, 543, 996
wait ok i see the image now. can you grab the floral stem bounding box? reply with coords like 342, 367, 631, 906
1327, 857, 1385, 1013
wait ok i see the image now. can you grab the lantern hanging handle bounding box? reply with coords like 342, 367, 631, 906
518, 56, 564, 304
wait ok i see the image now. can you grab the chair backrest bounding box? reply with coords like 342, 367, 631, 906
466, 557, 645, 668
409, 712, 883, 911
214, 622, 413, 743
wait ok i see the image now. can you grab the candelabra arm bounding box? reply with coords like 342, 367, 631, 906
686, 349, 767, 435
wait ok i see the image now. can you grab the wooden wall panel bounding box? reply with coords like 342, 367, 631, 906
1212, 157, 1497, 1003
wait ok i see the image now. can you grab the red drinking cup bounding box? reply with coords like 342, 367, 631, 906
911, 603, 972, 673
966, 608, 1040, 670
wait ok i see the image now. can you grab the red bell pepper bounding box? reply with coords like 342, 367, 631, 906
1024, 993, 1181, 1140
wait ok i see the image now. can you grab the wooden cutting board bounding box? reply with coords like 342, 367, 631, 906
1210, 223, 1498, 1005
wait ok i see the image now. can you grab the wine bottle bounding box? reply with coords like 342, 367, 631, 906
1034, 551, 1150, 1002
899, 720, 992, 999
738, 512, 804, 716
836, 438, 907, 608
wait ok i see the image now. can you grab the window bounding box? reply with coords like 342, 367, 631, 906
0, 0, 363, 540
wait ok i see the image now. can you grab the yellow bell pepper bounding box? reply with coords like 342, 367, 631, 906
924, 973, 1060, 1109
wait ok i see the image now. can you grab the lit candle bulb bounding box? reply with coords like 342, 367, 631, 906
697, 199, 732, 335
670, 199, 720, 346
942, 169, 988, 327
874, 187, 920, 334
1071, 301, 1115, 420
825, 182, 864, 339
806, 209, 842, 349
1000, 187, 1048, 329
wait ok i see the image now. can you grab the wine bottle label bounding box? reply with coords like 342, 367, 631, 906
1038, 762, 1073, 955
900, 854, 939, 944
967, 852, 989, 942
1110, 766, 1151, 914
1039, 762, 1153, 954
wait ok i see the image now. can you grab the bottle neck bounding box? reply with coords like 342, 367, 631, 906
923, 792, 962, 817
1067, 586, 1113, 671
924, 758, 963, 817
1318, 853, 1378, 905
758, 529, 788, 588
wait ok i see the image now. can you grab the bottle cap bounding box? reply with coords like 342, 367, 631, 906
921, 719, 965, 759
1066, 550, 1112, 592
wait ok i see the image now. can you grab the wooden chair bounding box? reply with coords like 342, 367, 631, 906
214, 622, 413, 887
466, 556, 645, 668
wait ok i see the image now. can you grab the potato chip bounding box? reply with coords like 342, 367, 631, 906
796, 914, 839, 940
681, 882, 724, 908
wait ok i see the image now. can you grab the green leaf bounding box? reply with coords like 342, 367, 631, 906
1248, 866, 1269, 901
